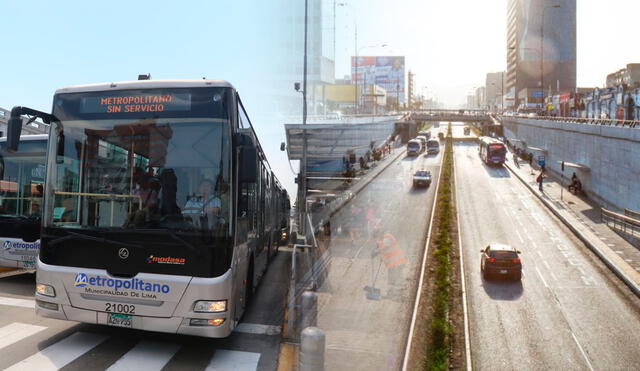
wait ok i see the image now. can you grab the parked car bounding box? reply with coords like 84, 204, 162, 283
412, 169, 432, 187
480, 244, 522, 280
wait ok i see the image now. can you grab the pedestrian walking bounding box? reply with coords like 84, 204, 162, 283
536, 171, 545, 192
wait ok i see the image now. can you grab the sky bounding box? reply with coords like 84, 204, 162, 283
2, 0, 640, 196
335, 0, 640, 106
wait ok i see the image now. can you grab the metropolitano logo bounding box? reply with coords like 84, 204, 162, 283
2, 241, 10, 250
74, 273, 88, 287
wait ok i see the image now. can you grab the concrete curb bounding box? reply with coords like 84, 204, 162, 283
504, 163, 640, 298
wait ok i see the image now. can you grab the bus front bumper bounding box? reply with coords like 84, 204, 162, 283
35, 299, 234, 338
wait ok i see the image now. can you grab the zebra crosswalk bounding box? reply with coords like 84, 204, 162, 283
0, 323, 264, 371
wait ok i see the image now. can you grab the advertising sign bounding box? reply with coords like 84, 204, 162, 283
351, 56, 405, 103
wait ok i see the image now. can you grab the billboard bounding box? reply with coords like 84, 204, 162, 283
351, 56, 405, 104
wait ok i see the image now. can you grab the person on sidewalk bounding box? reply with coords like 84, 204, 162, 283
537, 170, 546, 192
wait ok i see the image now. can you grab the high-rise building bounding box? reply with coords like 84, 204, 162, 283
506, 0, 576, 108
485, 72, 505, 111
277, 0, 336, 116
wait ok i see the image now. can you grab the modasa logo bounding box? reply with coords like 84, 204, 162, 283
73, 272, 170, 293
146, 255, 186, 265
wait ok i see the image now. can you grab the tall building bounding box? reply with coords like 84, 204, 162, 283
506, 0, 576, 108
277, 0, 336, 116
485, 72, 505, 111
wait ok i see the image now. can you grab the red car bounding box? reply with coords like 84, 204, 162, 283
480, 244, 522, 281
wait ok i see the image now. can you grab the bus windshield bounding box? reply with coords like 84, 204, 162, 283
45, 88, 232, 239
0, 139, 46, 219
488, 143, 506, 156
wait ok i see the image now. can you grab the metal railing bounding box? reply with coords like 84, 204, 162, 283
602, 208, 640, 237
501, 114, 640, 128
624, 208, 640, 220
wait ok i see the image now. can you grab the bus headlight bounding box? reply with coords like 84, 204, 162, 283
194, 300, 227, 313
36, 283, 56, 297
281, 231, 288, 239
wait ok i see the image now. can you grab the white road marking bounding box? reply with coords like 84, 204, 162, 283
5, 332, 108, 371
535, 266, 549, 288
0, 323, 47, 351
515, 229, 525, 243
571, 332, 595, 371
206, 349, 261, 371
543, 260, 551, 270
0, 296, 35, 309
234, 323, 281, 335
537, 251, 544, 258
107, 341, 180, 371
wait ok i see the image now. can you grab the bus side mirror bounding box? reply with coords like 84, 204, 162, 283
239, 145, 257, 183
6, 116, 23, 152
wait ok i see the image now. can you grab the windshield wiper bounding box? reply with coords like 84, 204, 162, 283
48, 231, 142, 250
104, 229, 201, 256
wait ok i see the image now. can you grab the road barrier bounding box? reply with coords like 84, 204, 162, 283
301, 291, 318, 331
501, 114, 640, 128
300, 327, 325, 371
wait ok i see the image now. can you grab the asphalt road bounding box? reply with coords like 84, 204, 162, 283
454, 137, 640, 370
315, 126, 442, 371
0, 250, 290, 370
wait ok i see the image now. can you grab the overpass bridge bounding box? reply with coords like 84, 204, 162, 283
410, 109, 492, 123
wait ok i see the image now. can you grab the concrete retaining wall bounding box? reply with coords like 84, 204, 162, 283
502, 118, 640, 211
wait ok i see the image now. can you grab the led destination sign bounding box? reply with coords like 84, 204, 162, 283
80, 93, 191, 114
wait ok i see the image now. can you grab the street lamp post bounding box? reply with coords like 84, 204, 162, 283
299, 0, 309, 235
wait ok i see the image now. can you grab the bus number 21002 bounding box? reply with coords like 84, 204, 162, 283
105, 303, 135, 314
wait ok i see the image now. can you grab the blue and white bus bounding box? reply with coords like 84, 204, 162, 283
7, 79, 290, 338
0, 134, 47, 269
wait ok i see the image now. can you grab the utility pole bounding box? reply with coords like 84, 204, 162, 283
354, 25, 358, 114
300, 0, 309, 235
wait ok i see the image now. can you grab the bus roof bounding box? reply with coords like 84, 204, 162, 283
55, 79, 235, 94
479, 136, 503, 145
0, 134, 48, 142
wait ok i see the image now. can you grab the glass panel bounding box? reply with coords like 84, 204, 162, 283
0, 139, 47, 218
46, 118, 231, 237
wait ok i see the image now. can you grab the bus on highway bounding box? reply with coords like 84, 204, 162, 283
426, 138, 440, 154
7, 79, 290, 338
0, 134, 47, 269
478, 136, 507, 166
407, 139, 422, 156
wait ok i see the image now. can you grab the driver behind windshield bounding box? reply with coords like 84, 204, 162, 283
182, 179, 224, 229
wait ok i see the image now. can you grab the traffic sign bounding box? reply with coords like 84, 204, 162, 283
538, 155, 545, 167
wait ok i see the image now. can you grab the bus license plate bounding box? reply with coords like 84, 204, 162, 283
499, 269, 508, 274
108, 313, 132, 328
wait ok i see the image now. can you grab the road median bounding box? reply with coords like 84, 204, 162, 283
404, 124, 466, 370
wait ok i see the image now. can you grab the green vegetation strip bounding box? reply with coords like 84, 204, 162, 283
424, 123, 454, 370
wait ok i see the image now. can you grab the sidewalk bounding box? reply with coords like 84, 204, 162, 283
504, 154, 640, 297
